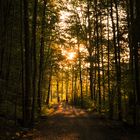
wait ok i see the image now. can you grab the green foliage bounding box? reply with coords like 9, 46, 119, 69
69, 96, 94, 109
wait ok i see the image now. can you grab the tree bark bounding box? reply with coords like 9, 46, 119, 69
31, 0, 38, 125
23, 0, 32, 127
38, 0, 47, 115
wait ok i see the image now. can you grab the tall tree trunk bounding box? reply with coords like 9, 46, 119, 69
38, 0, 47, 115
128, 0, 137, 125
57, 78, 60, 103
100, 14, 105, 110
128, 0, 140, 125
110, 0, 122, 120
107, 1, 113, 118
20, 0, 25, 125
66, 73, 69, 103
31, 0, 38, 125
71, 66, 74, 104
46, 66, 52, 105
94, 0, 101, 113
114, 0, 122, 121
23, 0, 32, 127
74, 71, 78, 105
0, 1, 12, 78
78, 46, 83, 107
87, 0, 94, 101
134, 0, 140, 106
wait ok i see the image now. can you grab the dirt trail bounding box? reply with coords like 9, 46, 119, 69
20, 103, 140, 140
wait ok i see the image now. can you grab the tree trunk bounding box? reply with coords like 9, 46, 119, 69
38, 0, 47, 115
114, 0, 122, 121
110, 0, 122, 120
46, 67, 52, 105
31, 0, 38, 125
107, 1, 113, 118
23, 0, 32, 127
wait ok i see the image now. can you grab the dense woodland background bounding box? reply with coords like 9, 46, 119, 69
0, 0, 140, 129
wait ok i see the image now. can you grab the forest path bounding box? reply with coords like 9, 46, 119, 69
20, 103, 140, 140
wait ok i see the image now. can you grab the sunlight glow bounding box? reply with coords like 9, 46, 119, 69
67, 52, 76, 60
62, 49, 77, 61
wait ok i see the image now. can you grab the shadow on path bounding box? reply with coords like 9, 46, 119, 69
20, 103, 140, 140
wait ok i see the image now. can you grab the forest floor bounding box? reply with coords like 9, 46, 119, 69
16, 102, 140, 140
1, 102, 140, 140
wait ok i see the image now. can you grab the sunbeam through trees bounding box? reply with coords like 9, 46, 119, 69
0, 0, 140, 139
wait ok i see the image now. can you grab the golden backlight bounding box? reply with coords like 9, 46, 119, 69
67, 52, 76, 60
